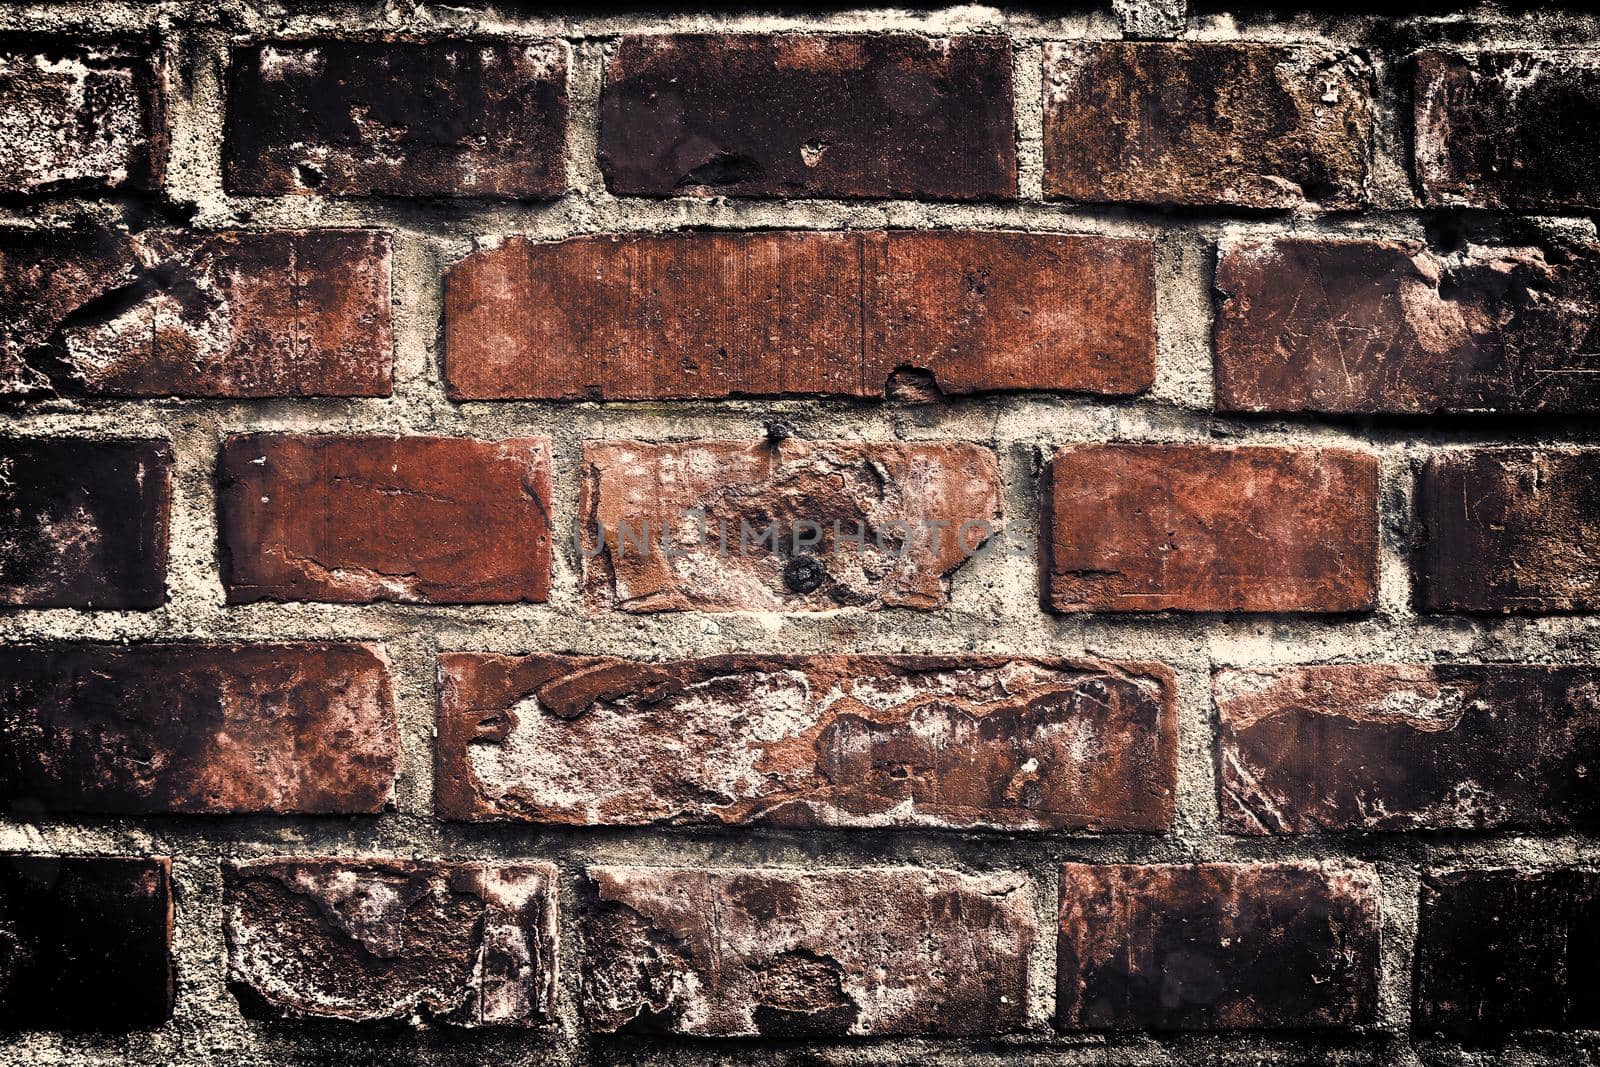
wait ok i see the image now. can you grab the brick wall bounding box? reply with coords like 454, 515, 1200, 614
2, 1, 1598, 1064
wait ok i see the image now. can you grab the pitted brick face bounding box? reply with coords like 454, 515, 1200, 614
599, 34, 1016, 200
1043, 42, 1374, 209
0, 228, 392, 399
0, 437, 171, 608
224, 38, 569, 198
0, 855, 173, 1029
1215, 664, 1600, 833
0, 42, 163, 194
0, 643, 399, 816
224, 858, 558, 1027
1416, 449, 1600, 613
581, 866, 1035, 1036
445, 230, 1155, 400
1415, 868, 1600, 1036
1056, 863, 1381, 1030
436, 653, 1177, 832
580, 439, 1001, 612
219, 434, 553, 604
1216, 238, 1600, 414
1045, 445, 1379, 614
1416, 49, 1600, 211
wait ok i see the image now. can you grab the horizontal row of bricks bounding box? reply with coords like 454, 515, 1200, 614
4, 436, 1594, 614
11, 35, 1600, 211
10, 227, 1600, 412
2, 854, 1591, 1037
1, 646, 1596, 834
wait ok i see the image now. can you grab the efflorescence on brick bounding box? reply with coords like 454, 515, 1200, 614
2, 5, 1600, 1066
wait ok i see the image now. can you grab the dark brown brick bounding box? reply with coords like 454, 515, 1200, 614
224, 38, 568, 198
580, 439, 1001, 612
1416, 868, 1600, 1036
0, 41, 163, 194
1045, 445, 1379, 614
582, 865, 1035, 1036
1057, 863, 1380, 1030
1217, 238, 1600, 415
1215, 664, 1600, 833
219, 434, 552, 605
224, 857, 557, 1027
0, 438, 171, 608
1416, 449, 1600, 613
445, 230, 1154, 400
599, 34, 1015, 200
0, 228, 392, 399
0, 643, 399, 816
437, 654, 1177, 832
0, 855, 172, 1029
1043, 42, 1373, 209
1416, 50, 1600, 212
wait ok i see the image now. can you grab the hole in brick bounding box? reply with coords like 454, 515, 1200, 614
295, 163, 325, 189
674, 152, 764, 189
886, 366, 943, 403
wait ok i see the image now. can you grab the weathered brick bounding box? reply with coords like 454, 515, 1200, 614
0, 438, 171, 608
599, 34, 1015, 200
1045, 445, 1379, 614
219, 434, 552, 605
0, 643, 399, 816
445, 230, 1155, 400
437, 654, 1177, 832
1057, 863, 1380, 1030
1215, 665, 1600, 833
224, 38, 568, 198
1217, 238, 1600, 414
0, 228, 392, 399
1416, 868, 1600, 1036
0, 42, 163, 194
1416, 50, 1600, 212
1416, 449, 1600, 613
0, 855, 172, 1029
582, 865, 1034, 1036
1043, 42, 1373, 209
224, 858, 557, 1027
580, 439, 1001, 612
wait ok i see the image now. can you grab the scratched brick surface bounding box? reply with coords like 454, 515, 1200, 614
581, 865, 1035, 1036
437, 653, 1177, 832
445, 230, 1155, 400
580, 439, 1002, 612
0, 227, 392, 399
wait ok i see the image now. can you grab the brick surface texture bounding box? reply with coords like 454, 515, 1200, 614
4, 3, 1599, 1065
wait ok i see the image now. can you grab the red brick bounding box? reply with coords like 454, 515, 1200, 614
1057, 863, 1380, 1030
582, 865, 1034, 1036
1216, 238, 1600, 414
0, 438, 171, 608
445, 230, 1154, 400
580, 439, 1001, 612
224, 38, 568, 198
599, 34, 1015, 200
1416, 449, 1600, 613
0, 855, 172, 1029
0, 643, 399, 816
1043, 42, 1374, 209
1215, 664, 1600, 833
437, 653, 1176, 832
224, 858, 557, 1027
0, 41, 163, 194
1416, 50, 1600, 211
219, 434, 552, 604
1, 228, 392, 399
1044, 445, 1379, 614
1415, 868, 1600, 1036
